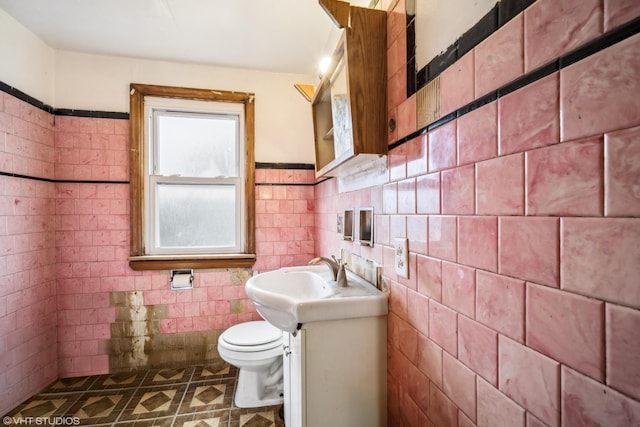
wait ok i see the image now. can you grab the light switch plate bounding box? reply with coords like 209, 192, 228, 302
394, 237, 409, 278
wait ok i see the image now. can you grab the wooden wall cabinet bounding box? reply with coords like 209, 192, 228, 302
312, 5, 387, 178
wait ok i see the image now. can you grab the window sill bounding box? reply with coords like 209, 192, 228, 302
128, 254, 256, 271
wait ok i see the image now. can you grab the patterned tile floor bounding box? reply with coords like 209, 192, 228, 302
5, 362, 285, 426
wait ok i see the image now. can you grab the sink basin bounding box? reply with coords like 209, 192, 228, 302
245, 264, 388, 332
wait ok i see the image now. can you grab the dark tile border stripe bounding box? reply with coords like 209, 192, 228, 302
255, 162, 314, 170
0, 81, 129, 119
409, 0, 537, 95
390, 15, 640, 152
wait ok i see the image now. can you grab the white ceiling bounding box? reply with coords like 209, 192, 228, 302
0, 0, 372, 76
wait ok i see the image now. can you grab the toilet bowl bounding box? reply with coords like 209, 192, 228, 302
217, 320, 284, 408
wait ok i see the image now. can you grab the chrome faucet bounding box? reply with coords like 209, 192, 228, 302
308, 256, 348, 287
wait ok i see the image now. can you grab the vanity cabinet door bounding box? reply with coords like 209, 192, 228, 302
283, 331, 305, 427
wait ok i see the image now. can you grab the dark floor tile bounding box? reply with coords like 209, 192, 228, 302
192, 361, 237, 382
173, 409, 230, 426
178, 378, 235, 415
229, 406, 285, 427
67, 389, 136, 425
140, 366, 195, 387
6, 394, 81, 419
90, 370, 148, 390
40, 376, 98, 394
119, 384, 187, 421
113, 415, 175, 426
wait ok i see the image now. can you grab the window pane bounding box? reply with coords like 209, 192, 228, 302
156, 113, 238, 178
156, 183, 237, 249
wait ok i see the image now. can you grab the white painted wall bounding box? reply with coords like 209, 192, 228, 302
0, 8, 55, 105
415, 0, 498, 68
0, 6, 317, 164
54, 50, 317, 163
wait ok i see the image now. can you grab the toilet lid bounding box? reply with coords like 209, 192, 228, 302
223, 321, 282, 346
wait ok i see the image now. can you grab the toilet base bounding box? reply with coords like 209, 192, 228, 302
234, 369, 284, 408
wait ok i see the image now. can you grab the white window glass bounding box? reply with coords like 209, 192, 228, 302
155, 112, 239, 178
156, 182, 237, 249
145, 97, 245, 254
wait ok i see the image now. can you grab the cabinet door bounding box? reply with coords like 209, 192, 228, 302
284, 331, 305, 427
330, 56, 353, 160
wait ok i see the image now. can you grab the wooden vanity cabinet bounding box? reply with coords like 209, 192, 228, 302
312, 5, 387, 177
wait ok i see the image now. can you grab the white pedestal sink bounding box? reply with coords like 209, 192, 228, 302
245, 264, 388, 333
245, 264, 388, 427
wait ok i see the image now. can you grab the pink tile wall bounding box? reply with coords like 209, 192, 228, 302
314, 2, 640, 426
0, 94, 57, 415
254, 168, 316, 271
0, 89, 318, 409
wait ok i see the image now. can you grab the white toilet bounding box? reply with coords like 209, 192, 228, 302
217, 320, 284, 408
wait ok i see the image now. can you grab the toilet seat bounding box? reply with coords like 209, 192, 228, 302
220, 321, 282, 352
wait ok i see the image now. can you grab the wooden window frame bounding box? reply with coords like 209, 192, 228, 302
128, 83, 256, 271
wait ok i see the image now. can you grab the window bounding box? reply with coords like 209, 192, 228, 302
129, 84, 255, 270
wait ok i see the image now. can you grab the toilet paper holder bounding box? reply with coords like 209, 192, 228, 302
170, 269, 194, 290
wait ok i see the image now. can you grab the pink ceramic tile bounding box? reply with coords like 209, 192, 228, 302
397, 94, 417, 139
416, 254, 442, 302
476, 153, 525, 215
458, 315, 498, 386
407, 215, 427, 255
457, 101, 498, 165
440, 51, 475, 115
390, 215, 406, 240
428, 215, 457, 262
441, 261, 476, 318
388, 26, 407, 78
389, 312, 418, 362
428, 121, 457, 172
458, 412, 475, 427
457, 216, 498, 272
499, 216, 559, 288
526, 137, 604, 216
524, 0, 602, 72
499, 335, 560, 427
526, 283, 604, 381
561, 218, 640, 308
443, 352, 477, 422
397, 178, 416, 214
417, 333, 443, 387
441, 164, 475, 215
388, 65, 407, 112
477, 377, 526, 427
604, 0, 640, 31
562, 366, 640, 426
387, 0, 406, 47
605, 125, 640, 216
476, 271, 525, 343
407, 362, 430, 416
561, 33, 640, 142
416, 172, 441, 214
389, 144, 407, 181
498, 73, 559, 156
382, 182, 398, 214
429, 299, 458, 356
406, 134, 428, 177
375, 215, 390, 246
388, 107, 398, 144
429, 382, 459, 427
606, 303, 640, 400
407, 289, 429, 337
474, 13, 524, 98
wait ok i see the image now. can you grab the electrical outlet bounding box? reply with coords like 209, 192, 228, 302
394, 237, 409, 278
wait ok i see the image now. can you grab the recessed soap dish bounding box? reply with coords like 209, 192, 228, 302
356, 208, 374, 247
342, 209, 354, 241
